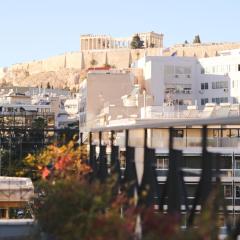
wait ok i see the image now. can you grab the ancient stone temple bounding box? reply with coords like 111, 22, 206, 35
80, 31, 164, 51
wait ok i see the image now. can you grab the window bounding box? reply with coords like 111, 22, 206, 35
238, 64, 240, 72
182, 156, 201, 169
236, 186, 240, 198
212, 82, 216, 89
235, 159, 240, 169
212, 81, 228, 89
187, 185, 197, 198
173, 129, 184, 138
224, 185, 232, 198
212, 97, 228, 104
201, 82, 208, 90
220, 155, 232, 169
156, 157, 169, 169
231, 129, 239, 138
201, 98, 208, 105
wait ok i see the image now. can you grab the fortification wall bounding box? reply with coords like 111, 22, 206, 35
65, 52, 82, 69
165, 42, 240, 58
106, 49, 130, 68
42, 55, 66, 72
4, 48, 162, 78
28, 61, 44, 74
81, 48, 162, 69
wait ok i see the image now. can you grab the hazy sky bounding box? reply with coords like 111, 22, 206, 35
0, 0, 239, 67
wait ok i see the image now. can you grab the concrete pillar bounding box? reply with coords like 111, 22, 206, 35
6, 208, 9, 219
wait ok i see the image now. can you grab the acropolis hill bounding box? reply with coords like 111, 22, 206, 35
1, 31, 240, 89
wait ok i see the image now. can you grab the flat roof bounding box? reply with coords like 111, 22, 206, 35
90, 116, 240, 132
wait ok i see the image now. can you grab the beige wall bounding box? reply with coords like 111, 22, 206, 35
86, 71, 134, 128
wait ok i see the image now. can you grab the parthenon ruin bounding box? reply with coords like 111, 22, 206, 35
80, 31, 164, 51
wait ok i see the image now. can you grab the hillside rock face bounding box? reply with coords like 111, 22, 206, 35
0, 68, 84, 89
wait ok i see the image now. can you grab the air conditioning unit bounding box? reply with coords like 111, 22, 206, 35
223, 88, 228, 92
198, 90, 204, 94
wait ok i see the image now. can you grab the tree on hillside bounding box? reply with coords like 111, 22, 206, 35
130, 34, 144, 49
46, 82, 51, 89
193, 35, 201, 44
90, 59, 98, 67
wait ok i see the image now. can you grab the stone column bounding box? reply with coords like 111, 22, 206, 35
90, 39, 92, 50
91, 39, 93, 50
92, 38, 94, 49
83, 39, 86, 50
80, 39, 83, 50
93, 38, 96, 49
97, 38, 100, 49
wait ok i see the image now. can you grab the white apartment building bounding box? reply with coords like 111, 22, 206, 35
133, 49, 240, 108
198, 50, 240, 105
134, 56, 197, 107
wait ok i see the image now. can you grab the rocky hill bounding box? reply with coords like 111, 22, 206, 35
0, 68, 85, 90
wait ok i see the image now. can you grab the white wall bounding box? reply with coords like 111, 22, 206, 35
137, 56, 197, 106
135, 54, 240, 108
198, 54, 240, 104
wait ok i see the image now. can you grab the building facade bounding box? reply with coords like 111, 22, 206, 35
133, 49, 240, 108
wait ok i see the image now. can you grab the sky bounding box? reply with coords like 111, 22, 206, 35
0, 0, 239, 67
